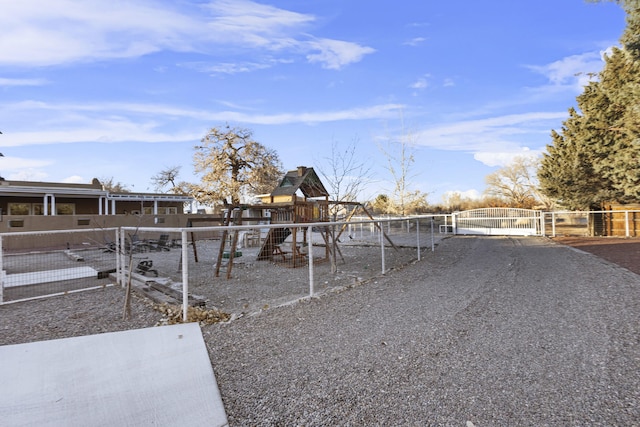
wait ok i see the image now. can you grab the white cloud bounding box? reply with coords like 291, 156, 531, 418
414, 111, 567, 151
0, 155, 52, 180
8, 170, 49, 181
306, 38, 375, 70
443, 78, 455, 87
0, 100, 404, 145
0, 0, 198, 66
0, 0, 374, 70
402, 111, 567, 167
0, 77, 48, 86
180, 58, 293, 75
410, 75, 430, 90
473, 148, 542, 168
403, 37, 426, 47
526, 51, 606, 91
61, 175, 85, 183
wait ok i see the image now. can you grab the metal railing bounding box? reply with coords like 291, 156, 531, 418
119, 215, 449, 321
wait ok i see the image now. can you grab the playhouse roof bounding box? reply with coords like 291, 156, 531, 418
270, 166, 329, 199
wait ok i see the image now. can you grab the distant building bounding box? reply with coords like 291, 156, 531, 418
0, 178, 194, 232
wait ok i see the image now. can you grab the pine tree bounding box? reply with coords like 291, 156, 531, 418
538, 1, 640, 208
539, 109, 606, 209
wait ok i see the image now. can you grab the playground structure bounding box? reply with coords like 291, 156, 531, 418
187, 166, 367, 277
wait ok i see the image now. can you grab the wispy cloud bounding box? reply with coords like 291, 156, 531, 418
403, 37, 427, 47
0, 77, 48, 86
412, 111, 567, 166
0, 100, 404, 145
0, 0, 374, 70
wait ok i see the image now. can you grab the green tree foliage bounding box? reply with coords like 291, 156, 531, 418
539, 0, 640, 208
189, 125, 284, 206
538, 109, 608, 209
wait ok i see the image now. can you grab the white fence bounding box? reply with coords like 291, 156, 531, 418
2, 210, 638, 314
0, 216, 449, 316
452, 208, 542, 236
0, 228, 119, 304
118, 215, 448, 321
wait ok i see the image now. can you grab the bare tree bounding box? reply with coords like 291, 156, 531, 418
151, 166, 183, 193
379, 122, 427, 215
316, 137, 373, 219
484, 156, 543, 208
99, 177, 131, 193
190, 125, 284, 206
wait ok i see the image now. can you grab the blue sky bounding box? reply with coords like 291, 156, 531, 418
0, 0, 628, 204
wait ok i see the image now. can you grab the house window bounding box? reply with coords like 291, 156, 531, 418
142, 206, 178, 215
56, 203, 75, 215
7, 202, 75, 215
8, 203, 30, 215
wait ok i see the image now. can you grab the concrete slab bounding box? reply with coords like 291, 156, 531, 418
0, 323, 228, 427
3, 266, 98, 287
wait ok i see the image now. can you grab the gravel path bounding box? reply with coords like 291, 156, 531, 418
2, 235, 639, 426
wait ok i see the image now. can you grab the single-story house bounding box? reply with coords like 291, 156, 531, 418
0, 178, 194, 232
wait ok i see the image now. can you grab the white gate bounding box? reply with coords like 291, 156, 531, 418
453, 208, 542, 236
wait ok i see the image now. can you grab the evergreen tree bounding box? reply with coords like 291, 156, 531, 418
538, 1, 640, 208
539, 109, 606, 209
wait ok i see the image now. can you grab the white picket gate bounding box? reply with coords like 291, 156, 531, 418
452, 208, 542, 236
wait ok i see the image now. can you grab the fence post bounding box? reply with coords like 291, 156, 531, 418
625, 210, 630, 237
431, 217, 435, 252
181, 229, 189, 322
0, 235, 3, 303
551, 212, 556, 237
308, 225, 314, 297
416, 219, 421, 261
119, 228, 126, 287
379, 221, 386, 274
115, 228, 121, 287
451, 212, 457, 235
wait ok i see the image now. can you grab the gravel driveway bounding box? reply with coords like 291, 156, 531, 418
2, 235, 639, 426
205, 236, 640, 426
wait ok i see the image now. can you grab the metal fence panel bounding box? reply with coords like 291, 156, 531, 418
0, 228, 118, 303
121, 216, 449, 320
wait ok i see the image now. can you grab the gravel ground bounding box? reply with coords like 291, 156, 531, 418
1, 235, 639, 426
